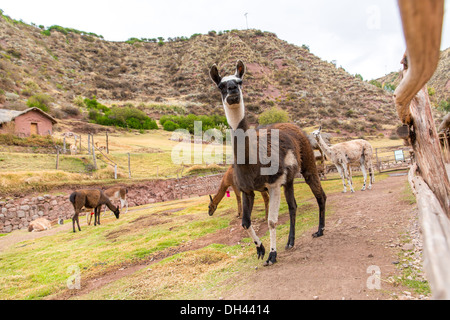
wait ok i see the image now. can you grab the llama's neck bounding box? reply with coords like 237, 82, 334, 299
212, 183, 228, 205
223, 98, 245, 131
316, 134, 333, 159
103, 198, 116, 212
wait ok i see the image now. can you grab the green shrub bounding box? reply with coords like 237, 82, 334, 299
163, 120, 179, 131
258, 107, 290, 125
159, 114, 227, 134
438, 99, 450, 113
90, 105, 158, 130
26, 94, 53, 112
84, 96, 110, 113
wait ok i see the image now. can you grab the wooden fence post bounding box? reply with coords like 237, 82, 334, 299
92, 138, 97, 170
106, 132, 109, 154
88, 133, 91, 155
395, 0, 449, 299
128, 153, 131, 178
56, 148, 60, 170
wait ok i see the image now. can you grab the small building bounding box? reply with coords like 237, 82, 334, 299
0, 108, 57, 136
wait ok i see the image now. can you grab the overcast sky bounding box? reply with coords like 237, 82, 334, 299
1, 0, 449, 80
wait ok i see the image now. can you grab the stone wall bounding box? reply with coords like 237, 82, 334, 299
0, 173, 224, 233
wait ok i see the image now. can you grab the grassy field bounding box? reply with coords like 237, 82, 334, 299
0, 127, 404, 194
0, 174, 389, 300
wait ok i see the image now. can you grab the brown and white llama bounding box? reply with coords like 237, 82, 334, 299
210, 60, 326, 266
208, 166, 269, 220
312, 127, 375, 193
69, 189, 120, 232
103, 186, 128, 215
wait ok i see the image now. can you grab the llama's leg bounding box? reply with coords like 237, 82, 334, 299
344, 163, 355, 193
96, 206, 101, 225
368, 160, 375, 189
232, 185, 242, 218
264, 185, 281, 266
72, 213, 77, 233
303, 171, 327, 238
242, 191, 265, 260
360, 162, 367, 191
261, 190, 270, 220
336, 165, 347, 193
284, 181, 297, 250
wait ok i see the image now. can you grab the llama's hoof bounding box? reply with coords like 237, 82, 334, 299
256, 244, 265, 260
312, 228, 324, 238
263, 251, 277, 266
285, 238, 295, 250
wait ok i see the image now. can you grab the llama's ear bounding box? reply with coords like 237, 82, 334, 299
209, 195, 213, 202
318, 126, 322, 132
210, 64, 222, 86
236, 60, 245, 79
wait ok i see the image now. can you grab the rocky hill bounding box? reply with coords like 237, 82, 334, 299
377, 47, 449, 114
0, 11, 413, 136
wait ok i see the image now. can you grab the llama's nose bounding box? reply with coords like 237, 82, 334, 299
228, 82, 238, 92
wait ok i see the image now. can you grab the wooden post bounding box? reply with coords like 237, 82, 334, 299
375, 148, 381, 173
56, 148, 60, 170
106, 132, 109, 154
63, 137, 66, 154
394, 0, 449, 299
79, 135, 82, 153
114, 164, 117, 180
92, 139, 97, 170
128, 153, 131, 178
88, 134, 91, 155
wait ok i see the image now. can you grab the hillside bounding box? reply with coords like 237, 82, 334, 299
0, 11, 406, 136
377, 47, 450, 114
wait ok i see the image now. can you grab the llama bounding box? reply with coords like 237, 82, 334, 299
210, 60, 326, 266
69, 189, 120, 232
28, 218, 52, 232
70, 144, 77, 155
208, 166, 269, 220
312, 127, 375, 193
103, 186, 128, 215
28, 217, 63, 232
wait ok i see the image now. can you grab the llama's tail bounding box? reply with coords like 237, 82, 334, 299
69, 192, 78, 204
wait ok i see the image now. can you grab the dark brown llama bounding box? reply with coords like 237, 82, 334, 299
208, 166, 269, 220
210, 60, 327, 266
69, 189, 120, 232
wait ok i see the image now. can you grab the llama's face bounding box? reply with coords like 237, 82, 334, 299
311, 127, 322, 140
210, 61, 246, 108
208, 195, 217, 216
113, 207, 120, 219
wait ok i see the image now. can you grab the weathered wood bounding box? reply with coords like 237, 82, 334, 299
409, 164, 450, 299
395, 0, 450, 299
395, 0, 444, 124
406, 86, 450, 217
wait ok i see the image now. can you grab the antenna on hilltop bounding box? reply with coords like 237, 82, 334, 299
244, 13, 249, 30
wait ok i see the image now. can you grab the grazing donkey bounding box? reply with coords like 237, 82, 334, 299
210, 60, 326, 266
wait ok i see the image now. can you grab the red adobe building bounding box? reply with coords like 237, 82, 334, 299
0, 107, 57, 136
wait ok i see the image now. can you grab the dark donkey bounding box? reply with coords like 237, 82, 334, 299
209, 60, 327, 266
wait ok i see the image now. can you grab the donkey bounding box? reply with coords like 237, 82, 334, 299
210, 60, 327, 266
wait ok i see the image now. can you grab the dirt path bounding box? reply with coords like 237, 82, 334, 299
217, 173, 416, 300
